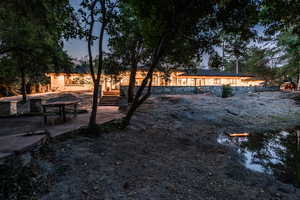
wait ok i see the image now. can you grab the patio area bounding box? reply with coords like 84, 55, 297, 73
0, 91, 124, 159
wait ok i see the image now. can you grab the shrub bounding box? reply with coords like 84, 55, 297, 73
222, 84, 233, 98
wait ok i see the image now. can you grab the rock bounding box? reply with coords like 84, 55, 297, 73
0, 153, 13, 165
115, 161, 121, 165
275, 192, 281, 198
123, 182, 129, 190
224, 163, 247, 181
248, 92, 259, 97
279, 131, 290, 138
20, 152, 32, 167
36, 160, 55, 176
225, 109, 239, 116
278, 185, 294, 193
93, 186, 99, 191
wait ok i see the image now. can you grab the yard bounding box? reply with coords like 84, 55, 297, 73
2, 91, 300, 200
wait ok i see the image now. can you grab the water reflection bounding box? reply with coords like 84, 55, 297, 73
217, 129, 300, 187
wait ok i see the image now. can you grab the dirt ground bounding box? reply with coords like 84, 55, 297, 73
3, 91, 300, 200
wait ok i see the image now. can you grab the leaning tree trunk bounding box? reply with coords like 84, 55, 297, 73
128, 62, 138, 104
121, 33, 168, 127
122, 74, 153, 127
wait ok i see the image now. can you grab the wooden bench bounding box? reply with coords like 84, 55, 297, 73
42, 101, 79, 124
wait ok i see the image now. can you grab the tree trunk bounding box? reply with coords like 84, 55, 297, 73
122, 75, 153, 127
20, 67, 27, 102
222, 40, 225, 71
89, 82, 100, 127
235, 58, 239, 74
26, 82, 32, 94
86, 0, 107, 128
128, 62, 138, 104
297, 73, 300, 91
121, 67, 154, 127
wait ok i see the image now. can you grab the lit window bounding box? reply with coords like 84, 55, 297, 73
213, 78, 221, 85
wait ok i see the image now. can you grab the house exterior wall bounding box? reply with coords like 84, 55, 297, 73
47, 73, 94, 91
175, 76, 263, 87
49, 73, 65, 91
47, 71, 264, 92
47, 73, 122, 92
120, 71, 264, 87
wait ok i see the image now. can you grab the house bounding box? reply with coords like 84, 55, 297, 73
46, 68, 264, 94
174, 69, 264, 87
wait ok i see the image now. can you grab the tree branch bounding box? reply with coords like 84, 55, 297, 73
87, 0, 97, 82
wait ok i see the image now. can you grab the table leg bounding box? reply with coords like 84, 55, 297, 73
62, 105, 66, 122
59, 105, 62, 117
43, 106, 47, 125
74, 103, 77, 118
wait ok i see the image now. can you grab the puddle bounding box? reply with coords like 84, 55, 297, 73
218, 130, 300, 187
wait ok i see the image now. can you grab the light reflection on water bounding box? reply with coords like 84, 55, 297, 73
217, 130, 300, 187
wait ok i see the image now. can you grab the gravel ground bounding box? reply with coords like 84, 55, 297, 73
3, 91, 300, 200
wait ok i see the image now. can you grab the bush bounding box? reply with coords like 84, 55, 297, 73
222, 84, 233, 98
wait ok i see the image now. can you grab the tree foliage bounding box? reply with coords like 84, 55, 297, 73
260, 1, 300, 86
224, 46, 277, 85
209, 52, 223, 71
108, 1, 205, 104
261, 0, 300, 35
244, 48, 276, 83
276, 31, 300, 85
119, 0, 260, 126
0, 0, 76, 100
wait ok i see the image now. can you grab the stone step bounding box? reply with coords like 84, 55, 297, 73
99, 96, 120, 106
103, 90, 120, 96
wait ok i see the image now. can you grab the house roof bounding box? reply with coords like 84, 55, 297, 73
179, 69, 255, 77
241, 77, 265, 81
123, 65, 169, 72
46, 65, 91, 74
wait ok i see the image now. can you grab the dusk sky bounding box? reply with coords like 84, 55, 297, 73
64, 0, 110, 60
63, 0, 83, 59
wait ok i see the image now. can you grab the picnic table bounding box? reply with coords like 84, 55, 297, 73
42, 101, 79, 124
